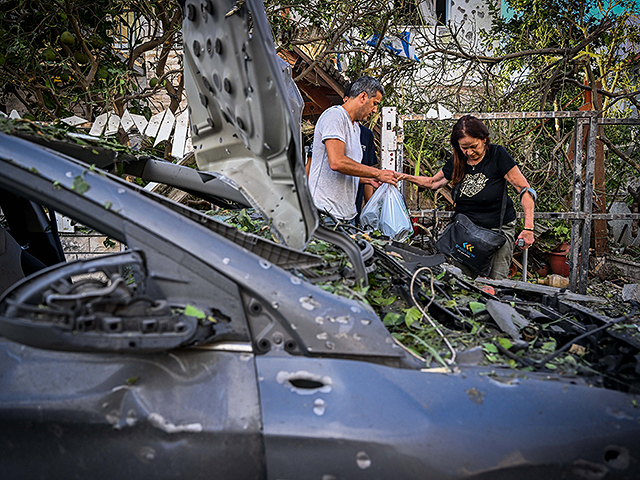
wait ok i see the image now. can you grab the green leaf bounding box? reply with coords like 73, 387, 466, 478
71, 175, 90, 194
383, 312, 402, 326
406, 333, 448, 368
497, 337, 513, 349
405, 306, 423, 326
370, 295, 396, 307
184, 304, 206, 319
469, 301, 486, 314
541, 340, 557, 352
103, 201, 112, 210
442, 299, 457, 308
483, 342, 498, 353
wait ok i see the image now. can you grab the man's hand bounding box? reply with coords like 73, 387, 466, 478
360, 177, 383, 189
376, 169, 398, 186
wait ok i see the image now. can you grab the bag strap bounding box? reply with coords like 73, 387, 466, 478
497, 181, 508, 234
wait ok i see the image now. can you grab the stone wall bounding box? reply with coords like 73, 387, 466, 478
59, 230, 124, 262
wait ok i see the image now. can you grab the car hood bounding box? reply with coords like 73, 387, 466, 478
180, 0, 318, 250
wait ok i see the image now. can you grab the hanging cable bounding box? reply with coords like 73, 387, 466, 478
409, 266, 457, 365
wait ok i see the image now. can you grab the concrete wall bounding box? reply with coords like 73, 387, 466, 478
59, 231, 124, 262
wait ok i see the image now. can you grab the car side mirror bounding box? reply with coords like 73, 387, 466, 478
0, 250, 199, 352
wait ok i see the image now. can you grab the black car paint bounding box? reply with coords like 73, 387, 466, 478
0, 0, 639, 477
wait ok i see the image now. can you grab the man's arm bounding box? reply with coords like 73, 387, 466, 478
325, 139, 397, 186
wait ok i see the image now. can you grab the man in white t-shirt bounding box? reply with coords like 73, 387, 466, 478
308, 76, 397, 223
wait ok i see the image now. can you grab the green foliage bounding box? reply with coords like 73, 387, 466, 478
0, 0, 182, 121
488, 0, 640, 111
102, 237, 116, 249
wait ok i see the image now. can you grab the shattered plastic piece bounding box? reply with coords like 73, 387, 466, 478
485, 300, 529, 344
61, 115, 88, 127
622, 284, 640, 303
89, 113, 108, 137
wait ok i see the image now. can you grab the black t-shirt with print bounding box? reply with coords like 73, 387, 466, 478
442, 144, 517, 229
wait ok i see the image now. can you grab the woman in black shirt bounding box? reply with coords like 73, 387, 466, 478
398, 115, 536, 279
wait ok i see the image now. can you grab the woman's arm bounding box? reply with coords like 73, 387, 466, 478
398, 170, 449, 190
504, 165, 535, 248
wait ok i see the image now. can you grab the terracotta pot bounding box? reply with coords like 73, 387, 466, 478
548, 251, 570, 276
535, 263, 549, 277
548, 250, 580, 277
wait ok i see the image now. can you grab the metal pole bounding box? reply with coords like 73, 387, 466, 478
397, 116, 405, 196
569, 120, 585, 292
578, 115, 598, 294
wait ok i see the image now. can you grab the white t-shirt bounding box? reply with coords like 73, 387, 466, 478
308, 106, 363, 221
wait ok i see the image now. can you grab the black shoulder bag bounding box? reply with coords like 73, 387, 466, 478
434, 182, 508, 277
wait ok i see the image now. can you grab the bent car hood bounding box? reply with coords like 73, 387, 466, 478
181, 0, 318, 250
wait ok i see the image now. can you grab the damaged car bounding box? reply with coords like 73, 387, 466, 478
0, 0, 640, 479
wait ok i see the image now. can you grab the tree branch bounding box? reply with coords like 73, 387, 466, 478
599, 134, 640, 175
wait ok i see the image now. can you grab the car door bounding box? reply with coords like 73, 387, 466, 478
0, 136, 266, 479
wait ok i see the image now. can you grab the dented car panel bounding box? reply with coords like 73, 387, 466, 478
2, 133, 639, 480
0, 340, 265, 479
257, 355, 640, 479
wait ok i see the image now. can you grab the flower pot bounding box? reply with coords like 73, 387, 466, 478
548, 250, 580, 277
548, 251, 570, 277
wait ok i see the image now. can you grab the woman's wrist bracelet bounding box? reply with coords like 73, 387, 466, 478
523, 227, 534, 232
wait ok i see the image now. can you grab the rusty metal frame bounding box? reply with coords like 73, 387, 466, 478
392, 110, 640, 294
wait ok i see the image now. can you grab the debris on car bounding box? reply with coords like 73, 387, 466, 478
0, 0, 639, 478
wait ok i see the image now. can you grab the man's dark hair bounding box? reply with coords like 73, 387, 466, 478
345, 76, 385, 99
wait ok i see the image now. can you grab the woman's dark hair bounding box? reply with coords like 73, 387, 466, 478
450, 115, 491, 186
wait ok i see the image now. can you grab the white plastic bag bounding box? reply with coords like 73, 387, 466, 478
360, 183, 386, 230
361, 184, 413, 241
